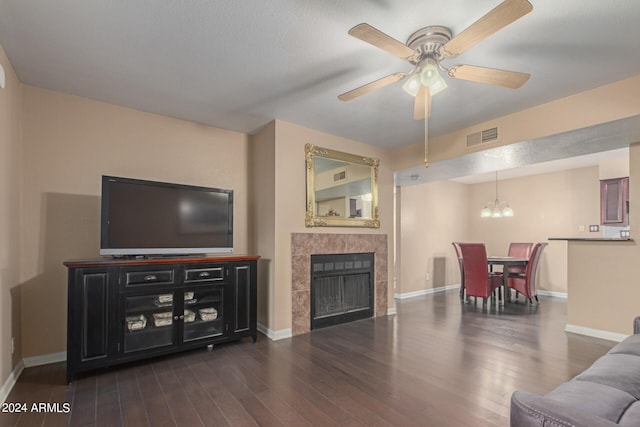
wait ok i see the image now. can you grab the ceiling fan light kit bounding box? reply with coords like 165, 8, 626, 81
401, 60, 448, 97
338, 0, 533, 168
402, 74, 422, 96
419, 63, 447, 96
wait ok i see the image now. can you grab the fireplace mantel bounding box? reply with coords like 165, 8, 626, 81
291, 233, 388, 336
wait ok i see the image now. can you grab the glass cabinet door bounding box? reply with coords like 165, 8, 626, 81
123, 293, 176, 353
183, 287, 224, 342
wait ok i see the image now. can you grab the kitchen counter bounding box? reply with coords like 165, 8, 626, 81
548, 237, 634, 242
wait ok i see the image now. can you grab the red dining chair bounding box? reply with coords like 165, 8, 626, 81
458, 243, 502, 305
452, 242, 465, 300
508, 242, 548, 304
507, 242, 533, 275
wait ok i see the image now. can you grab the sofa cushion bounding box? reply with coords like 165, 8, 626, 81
511, 391, 623, 427
511, 320, 640, 426
575, 353, 640, 399
609, 334, 640, 357
546, 381, 636, 423
619, 400, 640, 426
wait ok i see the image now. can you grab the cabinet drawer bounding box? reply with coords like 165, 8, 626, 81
122, 268, 175, 287
184, 266, 224, 283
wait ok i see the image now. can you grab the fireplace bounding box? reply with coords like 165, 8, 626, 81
291, 233, 388, 336
310, 253, 374, 330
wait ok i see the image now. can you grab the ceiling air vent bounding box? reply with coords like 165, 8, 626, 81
466, 126, 500, 147
333, 170, 347, 182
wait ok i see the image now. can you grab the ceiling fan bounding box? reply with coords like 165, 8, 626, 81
338, 0, 533, 121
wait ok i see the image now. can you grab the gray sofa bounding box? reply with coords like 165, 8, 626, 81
510, 317, 640, 426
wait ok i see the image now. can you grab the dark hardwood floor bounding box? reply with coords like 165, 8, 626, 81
1, 290, 617, 426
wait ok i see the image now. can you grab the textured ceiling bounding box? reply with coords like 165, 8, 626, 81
396, 116, 640, 186
1, 1, 640, 179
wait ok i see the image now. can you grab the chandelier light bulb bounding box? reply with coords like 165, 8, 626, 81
481, 171, 514, 218
491, 202, 503, 218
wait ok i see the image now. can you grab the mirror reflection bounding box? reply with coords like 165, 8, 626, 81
314, 157, 372, 218
305, 144, 380, 228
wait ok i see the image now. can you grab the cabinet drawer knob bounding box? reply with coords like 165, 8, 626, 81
144, 274, 157, 281
179, 315, 184, 320
199, 272, 210, 278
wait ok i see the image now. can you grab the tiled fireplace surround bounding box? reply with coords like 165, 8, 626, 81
291, 233, 388, 336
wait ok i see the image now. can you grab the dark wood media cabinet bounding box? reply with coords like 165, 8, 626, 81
64, 255, 259, 383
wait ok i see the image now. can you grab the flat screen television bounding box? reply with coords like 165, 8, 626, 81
100, 175, 233, 256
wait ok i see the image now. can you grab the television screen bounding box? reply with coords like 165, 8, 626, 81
100, 176, 233, 256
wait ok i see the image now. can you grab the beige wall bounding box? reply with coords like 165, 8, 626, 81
566, 142, 640, 336
599, 156, 629, 180
469, 167, 601, 294
0, 45, 22, 393
398, 166, 601, 297
399, 181, 469, 295
250, 122, 276, 330
253, 120, 394, 335
393, 76, 640, 171
19, 86, 250, 358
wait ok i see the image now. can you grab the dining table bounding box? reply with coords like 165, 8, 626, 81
487, 256, 528, 305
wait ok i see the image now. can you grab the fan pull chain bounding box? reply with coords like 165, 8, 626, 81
424, 91, 429, 168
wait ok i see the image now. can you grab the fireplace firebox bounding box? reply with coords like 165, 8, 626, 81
310, 252, 374, 330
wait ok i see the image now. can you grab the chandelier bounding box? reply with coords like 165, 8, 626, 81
481, 171, 514, 218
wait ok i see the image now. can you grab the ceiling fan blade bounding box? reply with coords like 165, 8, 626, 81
442, 0, 533, 58
338, 73, 404, 102
414, 86, 432, 120
349, 23, 416, 59
447, 64, 530, 89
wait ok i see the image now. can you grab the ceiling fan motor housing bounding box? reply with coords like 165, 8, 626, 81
406, 26, 452, 64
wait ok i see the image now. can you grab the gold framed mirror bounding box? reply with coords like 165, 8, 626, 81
305, 143, 380, 228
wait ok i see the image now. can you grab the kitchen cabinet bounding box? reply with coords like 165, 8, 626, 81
600, 177, 629, 225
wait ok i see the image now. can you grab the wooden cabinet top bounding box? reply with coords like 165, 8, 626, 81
64, 254, 260, 268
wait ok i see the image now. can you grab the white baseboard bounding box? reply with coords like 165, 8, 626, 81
257, 323, 292, 341
258, 307, 400, 339
394, 284, 460, 300
565, 324, 629, 343
538, 290, 568, 299
2, 352, 66, 402
1, 360, 24, 404
22, 351, 66, 368
392, 286, 567, 301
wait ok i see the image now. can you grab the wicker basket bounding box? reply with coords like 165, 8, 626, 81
199, 307, 218, 321
126, 314, 147, 331
153, 311, 173, 327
